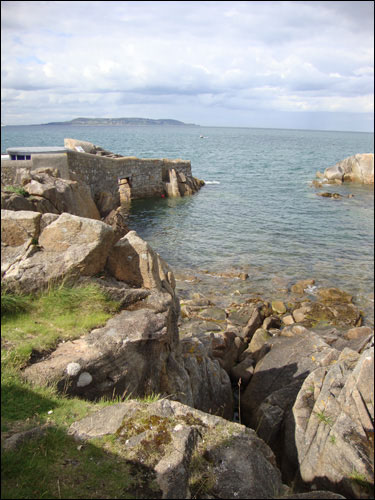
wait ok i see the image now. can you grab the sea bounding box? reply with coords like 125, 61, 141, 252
1, 124, 374, 326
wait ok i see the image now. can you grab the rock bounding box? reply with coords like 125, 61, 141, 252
345, 326, 373, 340
68, 399, 284, 499
210, 330, 244, 374
280, 325, 310, 337
196, 306, 226, 322
317, 287, 352, 304
154, 425, 198, 499
179, 334, 234, 419
291, 279, 315, 295
95, 191, 119, 218
293, 342, 374, 498
22, 169, 100, 219
293, 306, 311, 323
1, 191, 35, 212
227, 305, 255, 327
1, 209, 41, 247
2, 212, 115, 292
1, 210, 43, 276
247, 328, 272, 362
230, 357, 255, 385
106, 230, 175, 294
282, 314, 295, 326
2, 424, 51, 451
21, 275, 233, 418
272, 300, 287, 314
305, 301, 362, 329
64, 138, 97, 154
280, 492, 346, 499
102, 207, 130, 242
241, 304, 264, 340
316, 192, 342, 199
323, 154, 374, 184
241, 330, 340, 480
263, 315, 282, 330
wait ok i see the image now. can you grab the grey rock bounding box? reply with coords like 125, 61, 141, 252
68, 399, 284, 500
293, 343, 374, 498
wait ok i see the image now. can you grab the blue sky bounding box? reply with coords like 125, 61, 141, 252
1, 1, 374, 131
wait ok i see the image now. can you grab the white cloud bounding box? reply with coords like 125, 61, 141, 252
1, 0, 373, 131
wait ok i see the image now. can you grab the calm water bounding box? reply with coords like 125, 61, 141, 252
2, 125, 374, 324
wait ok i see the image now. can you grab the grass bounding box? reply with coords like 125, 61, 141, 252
1, 282, 120, 370
348, 468, 374, 494
314, 409, 333, 427
1, 282, 166, 499
3, 185, 29, 197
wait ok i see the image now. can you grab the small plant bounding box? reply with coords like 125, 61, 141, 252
137, 392, 163, 404
314, 409, 333, 426
329, 434, 337, 444
4, 185, 29, 197
349, 469, 372, 490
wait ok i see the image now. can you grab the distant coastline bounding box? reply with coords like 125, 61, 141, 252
39, 117, 199, 127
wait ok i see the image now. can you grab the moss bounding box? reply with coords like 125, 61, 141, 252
116, 411, 173, 467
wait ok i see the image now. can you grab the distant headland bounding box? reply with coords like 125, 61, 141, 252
42, 117, 199, 127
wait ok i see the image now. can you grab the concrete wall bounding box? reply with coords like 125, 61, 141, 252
1, 153, 70, 186
66, 150, 192, 200
1, 149, 194, 201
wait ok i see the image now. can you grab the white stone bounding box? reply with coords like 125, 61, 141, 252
66, 362, 81, 376
77, 372, 93, 387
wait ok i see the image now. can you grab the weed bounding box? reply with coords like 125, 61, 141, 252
4, 185, 29, 197
314, 409, 333, 427
349, 469, 373, 491
1, 287, 31, 316
329, 434, 337, 444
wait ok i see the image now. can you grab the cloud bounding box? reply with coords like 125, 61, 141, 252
1, 0, 373, 130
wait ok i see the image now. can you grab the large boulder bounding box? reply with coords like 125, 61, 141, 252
322, 154, 374, 184
2, 212, 114, 292
240, 330, 340, 479
21, 168, 100, 219
22, 285, 233, 419
68, 398, 285, 499
106, 230, 175, 295
64, 138, 97, 154
1, 210, 42, 276
293, 340, 374, 499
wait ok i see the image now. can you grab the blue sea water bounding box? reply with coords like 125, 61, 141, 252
2, 125, 374, 324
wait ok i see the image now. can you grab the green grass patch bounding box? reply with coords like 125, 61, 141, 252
1, 283, 120, 370
1, 426, 149, 499
3, 185, 29, 197
1, 282, 165, 498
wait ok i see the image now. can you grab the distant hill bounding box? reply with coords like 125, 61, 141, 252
43, 117, 199, 126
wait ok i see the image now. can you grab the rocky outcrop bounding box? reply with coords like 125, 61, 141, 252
164, 168, 205, 198
240, 330, 340, 479
1, 209, 233, 418
106, 230, 175, 294
1, 167, 100, 219
1, 211, 114, 292
293, 340, 374, 498
316, 154, 374, 185
68, 398, 285, 499
64, 138, 123, 157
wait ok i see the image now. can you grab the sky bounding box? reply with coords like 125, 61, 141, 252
1, 1, 374, 132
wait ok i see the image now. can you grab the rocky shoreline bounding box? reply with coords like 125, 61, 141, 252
1, 154, 374, 499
